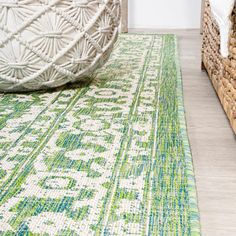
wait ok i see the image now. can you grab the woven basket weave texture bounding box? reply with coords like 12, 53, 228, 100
202, 0, 236, 134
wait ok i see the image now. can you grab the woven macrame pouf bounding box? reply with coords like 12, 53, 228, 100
0, 0, 121, 92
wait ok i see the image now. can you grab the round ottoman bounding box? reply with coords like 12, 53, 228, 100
0, 0, 121, 92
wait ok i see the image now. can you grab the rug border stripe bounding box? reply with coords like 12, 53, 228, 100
174, 36, 201, 235
99, 35, 157, 235
122, 33, 201, 235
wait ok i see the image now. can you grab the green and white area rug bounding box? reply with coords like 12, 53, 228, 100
0, 34, 200, 235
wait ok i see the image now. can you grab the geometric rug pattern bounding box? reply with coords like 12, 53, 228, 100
0, 34, 200, 235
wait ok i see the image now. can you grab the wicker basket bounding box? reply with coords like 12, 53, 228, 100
202, 0, 236, 134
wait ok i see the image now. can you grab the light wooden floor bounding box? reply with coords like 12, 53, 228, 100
130, 29, 236, 236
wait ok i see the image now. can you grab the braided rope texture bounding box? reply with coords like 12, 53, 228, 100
0, 0, 121, 92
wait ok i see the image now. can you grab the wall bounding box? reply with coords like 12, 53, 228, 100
128, 0, 202, 29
